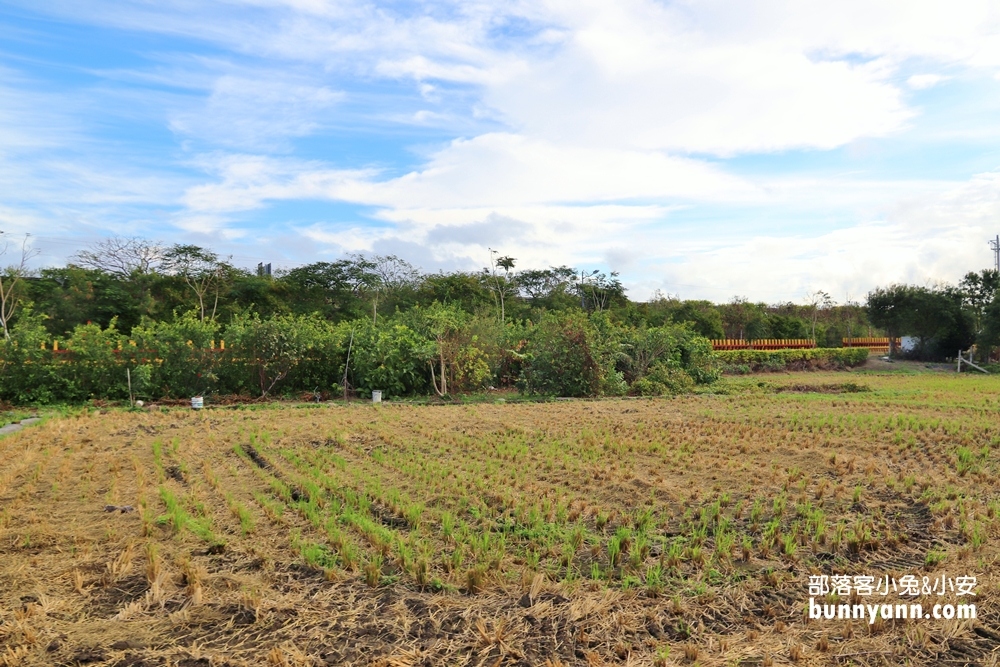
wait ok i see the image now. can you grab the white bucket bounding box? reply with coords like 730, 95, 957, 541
191, 396, 204, 409
371, 390, 382, 404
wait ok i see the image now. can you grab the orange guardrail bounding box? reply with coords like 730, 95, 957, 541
842, 337, 899, 353
711, 339, 817, 351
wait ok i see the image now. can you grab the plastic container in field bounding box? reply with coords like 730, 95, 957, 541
371, 390, 382, 404
191, 396, 204, 409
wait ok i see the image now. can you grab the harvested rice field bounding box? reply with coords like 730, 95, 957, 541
3, 371, 1000, 666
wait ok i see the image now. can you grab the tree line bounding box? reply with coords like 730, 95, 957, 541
866, 269, 1000, 361
9, 237, 869, 343
0, 235, 993, 403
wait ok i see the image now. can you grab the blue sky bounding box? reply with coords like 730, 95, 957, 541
3, 0, 1000, 302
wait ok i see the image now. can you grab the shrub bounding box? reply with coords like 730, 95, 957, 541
131, 363, 154, 400
621, 323, 719, 387
0, 305, 728, 403
348, 319, 429, 397
0, 310, 66, 404
223, 313, 346, 397
129, 313, 221, 398
714, 348, 868, 373
631, 363, 696, 396
396, 304, 499, 395
64, 319, 127, 400
518, 312, 603, 397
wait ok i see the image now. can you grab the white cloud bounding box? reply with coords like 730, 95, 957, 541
270, 168, 1000, 303
0, 67, 84, 152
907, 73, 950, 89
173, 139, 999, 302
635, 170, 1000, 302
17, 0, 1000, 161
27, 0, 1000, 155
180, 133, 758, 216
359, 133, 760, 207
475, 1, 916, 155
180, 154, 375, 213
379, 204, 676, 270
169, 76, 344, 149
8, 0, 1000, 298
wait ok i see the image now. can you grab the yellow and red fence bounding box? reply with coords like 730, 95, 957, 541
710, 339, 817, 351
842, 337, 899, 354
711, 337, 899, 352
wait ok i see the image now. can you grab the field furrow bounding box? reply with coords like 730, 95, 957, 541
1, 373, 999, 665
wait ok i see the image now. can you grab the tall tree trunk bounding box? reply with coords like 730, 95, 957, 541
440, 348, 447, 395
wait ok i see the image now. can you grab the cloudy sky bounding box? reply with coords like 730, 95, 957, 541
3, 1, 1000, 302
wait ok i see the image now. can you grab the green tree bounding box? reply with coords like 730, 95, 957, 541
162, 245, 231, 322
365, 254, 420, 322
416, 272, 493, 314
908, 287, 974, 359
224, 314, 329, 397
419, 303, 468, 396
29, 266, 155, 335
484, 249, 517, 323
768, 314, 808, 339
719, 297, 768, 340
280, 259, 375, 321
867, 284, 974, 359
641, 295, 725, 339
979, 295, 1000, 351
669, 301, 725, 339
959, 269, 1000, 335
572, 270, 627, 313
866, 285, 914, 356
515, 266, 579, 315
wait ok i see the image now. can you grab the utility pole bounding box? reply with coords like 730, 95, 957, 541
991, 235, 1000, 273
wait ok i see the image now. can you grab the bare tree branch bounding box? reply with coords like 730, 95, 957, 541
807, 290, 834, 340
367, 254, 420, 292
0, 234, 40, 340
71, 236, 165, 278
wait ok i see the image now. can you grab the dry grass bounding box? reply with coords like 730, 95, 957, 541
1, 371, 999, 665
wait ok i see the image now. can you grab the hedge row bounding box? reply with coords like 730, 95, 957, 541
0, 307, 720, 404
714, 347, 869, 373
0, 312, 351, 404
